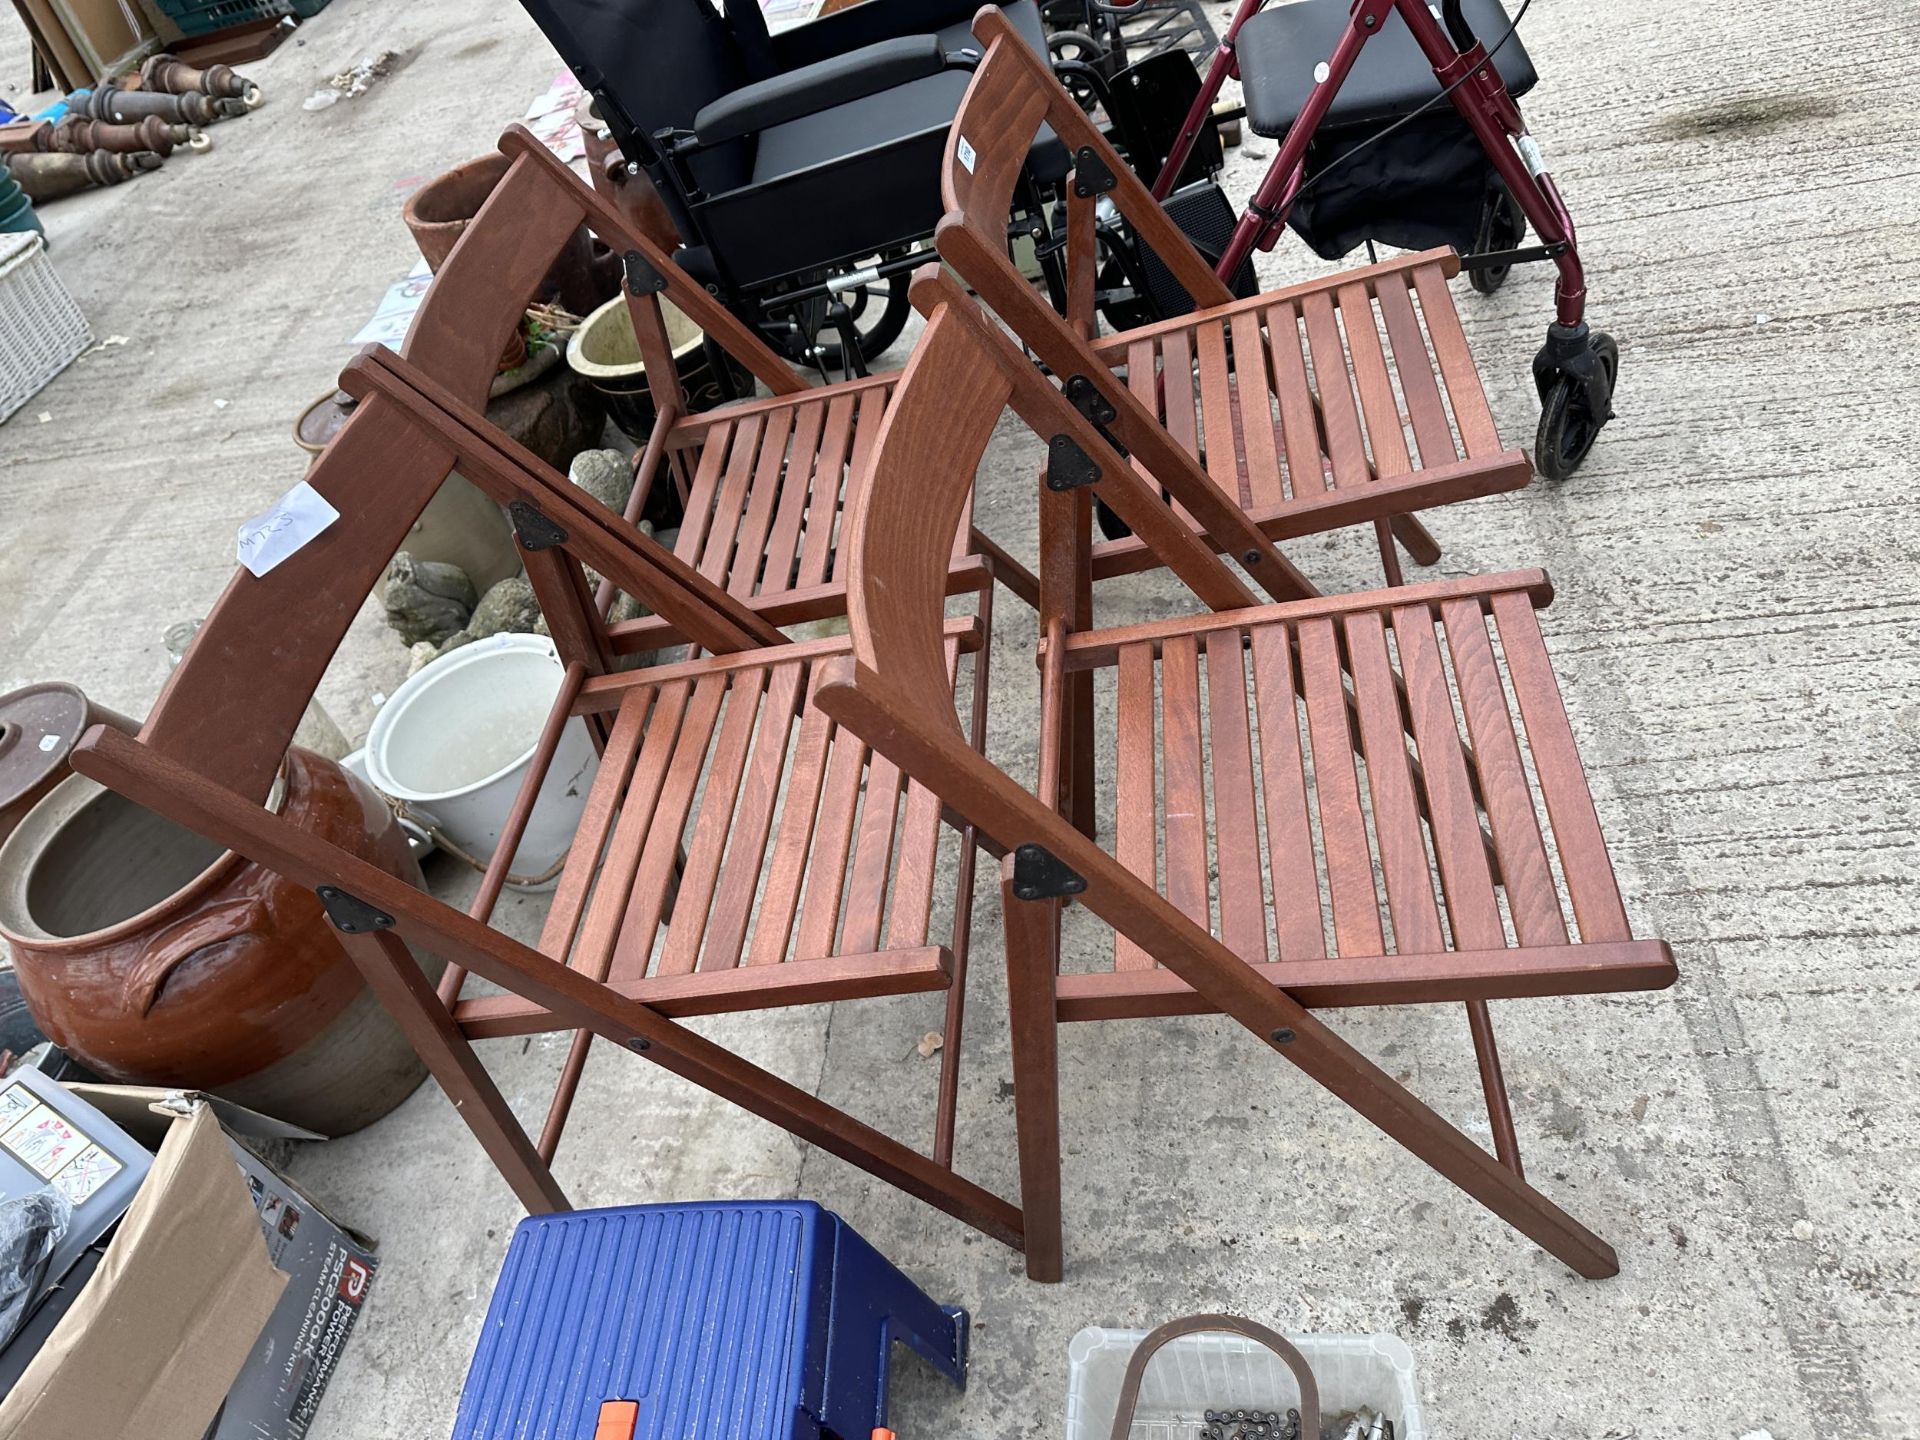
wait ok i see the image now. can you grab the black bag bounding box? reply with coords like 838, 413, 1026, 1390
1287, 112, 1499, 261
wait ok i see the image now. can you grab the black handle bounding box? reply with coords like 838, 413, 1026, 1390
1442, 0, 1479, 51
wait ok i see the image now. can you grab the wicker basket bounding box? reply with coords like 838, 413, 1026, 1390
0, 234, 90, 425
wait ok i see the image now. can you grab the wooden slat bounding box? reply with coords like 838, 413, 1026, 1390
1114, 641, 1158, 971
795, 393, 860, 587
1391, 604, 1504, 950
700, 662, 807, 970
831, 387, 888, 585
1440, 599, 1570, 948
538, 690, 651, 960
1053, 939, 1677, 1021
1249, 626, 1325, 960
839, 749, 903, 958
1488, 593, 1632, 943
697, 413, 766, 585
792, 717, 868, 962
1159, 635, 1210, 929
764, 397, 839, 598
1161, 327, 1198, 461
1266, 300, 1325, 498
1374, 272, 1457, 470
673, 421, 735, 568
1344, 612, 1445, 954
1204, 631, 1268, 964
749, 668, 838, 964
1336, 281, 1411, 479
1411, 262, 1500, 457
613, 672, 731, 975
1300, 291, 1369, 489
726, 407, 794, 596
1056, 570, 1555, 671
457, 948, 954, 1036
1230, 310, 1284, 508
1297, 617, 1384, 955
882, 638, 963, 952
656, 668, 770, 976
571, 681, 690, 981
1195, 319, 1241, 506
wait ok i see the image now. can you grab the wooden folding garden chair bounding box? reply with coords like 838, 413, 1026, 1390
935, 7, 1535, 597
449, 126, 1037, 663
68, 268, 1035, 1263
812, 277, 1678, 1281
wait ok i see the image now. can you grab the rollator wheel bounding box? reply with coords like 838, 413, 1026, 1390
1535, 332, 1618, 480
1469, 182, 1526, 296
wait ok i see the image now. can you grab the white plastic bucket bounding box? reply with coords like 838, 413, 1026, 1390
1066, 1327, 1426, 1440
364, 634, 597, 886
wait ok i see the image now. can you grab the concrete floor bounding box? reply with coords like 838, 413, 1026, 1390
3, 1, 1918, 1437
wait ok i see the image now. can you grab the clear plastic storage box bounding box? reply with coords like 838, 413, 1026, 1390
1066, 1326, 1426, 1440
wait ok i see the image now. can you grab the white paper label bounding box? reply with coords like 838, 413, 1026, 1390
957, 135, 977, 173
236, 479, 341, 578
1516, 134, 1547, 177
1313, 61, 1330, 84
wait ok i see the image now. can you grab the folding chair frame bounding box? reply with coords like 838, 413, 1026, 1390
812, 280, 1676, 1282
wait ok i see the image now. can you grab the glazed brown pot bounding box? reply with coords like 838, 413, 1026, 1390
0, 748, 442, 1136
403, 151, 614, 317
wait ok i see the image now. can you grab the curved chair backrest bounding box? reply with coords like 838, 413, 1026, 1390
934, 9, 1316, 605
940, 6, 1230, 312
138, 125, 793, 803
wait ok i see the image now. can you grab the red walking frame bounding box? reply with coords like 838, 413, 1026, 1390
1149, 0, 1616, 479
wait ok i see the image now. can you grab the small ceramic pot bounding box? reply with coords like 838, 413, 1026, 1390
0, 748, 443, 1136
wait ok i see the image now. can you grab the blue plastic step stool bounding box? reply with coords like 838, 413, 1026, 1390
452, 1201, 968, 1440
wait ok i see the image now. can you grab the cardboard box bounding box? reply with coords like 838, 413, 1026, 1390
0, 1087, 378, 1440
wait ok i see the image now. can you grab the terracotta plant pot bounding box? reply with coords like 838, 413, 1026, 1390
403, 151, 613, 317
0, 749, 443, 1136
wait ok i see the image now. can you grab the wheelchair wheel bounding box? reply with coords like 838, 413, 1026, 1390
1469, 181, 1527, 296
810, 262, 913, 372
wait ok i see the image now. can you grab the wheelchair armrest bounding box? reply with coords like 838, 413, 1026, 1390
692, 34, 950, 148
767, 0, 984, 70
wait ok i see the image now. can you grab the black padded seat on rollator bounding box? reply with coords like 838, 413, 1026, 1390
520, 0, 1069, 294
1232, 0, 1537, 262
1235, 0, 1535, 138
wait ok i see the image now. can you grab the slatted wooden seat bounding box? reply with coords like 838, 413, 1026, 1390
1051, 576, 1675, 1024
70, 156, 1039, 1263
812, 276, 1678, 1282
477, 131, 1035, 657
447, 623, 980, 1043
934, 9, 1534, 596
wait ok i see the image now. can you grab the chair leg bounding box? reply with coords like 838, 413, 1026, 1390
337, 929, 570, 1214
1465, 999, 1524, 1176
1000, 858, 1065, 1282
1390, 512, 1443, 567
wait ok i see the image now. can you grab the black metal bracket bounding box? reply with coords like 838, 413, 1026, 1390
1459, 240, 1567, 272
509, 499, 569, 552
1064, 374, 1117, 427
1046, 434, 1102, 491
1071, 145, 1119, 198
622, 250, 668, 295
1063, 373, 1128, 459
1011, 843, 1087, 901
316, 886, 394, 935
